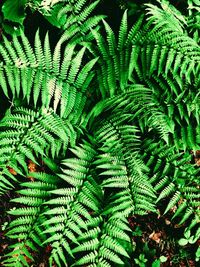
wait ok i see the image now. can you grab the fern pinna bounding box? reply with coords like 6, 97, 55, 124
0, 0, 199, 266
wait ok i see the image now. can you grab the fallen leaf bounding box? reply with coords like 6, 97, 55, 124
149, 231, 162, 243
7, 166, 17, 175
165, 219, 171, 225
28, 160, 37, 172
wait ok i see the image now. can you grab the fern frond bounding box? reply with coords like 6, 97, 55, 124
0, 31, 97, 119
41, 140, 102, 266
3, 172, 59, 267
56, 0, 105, 44
74, 216, 131, 266
93, 111, 156, 216
118, 10, 128, 50
0, 107, 72, 194
145, 0, 186, 33
142, 138, 200, 229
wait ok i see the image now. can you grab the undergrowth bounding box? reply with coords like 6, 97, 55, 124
0, 0, 199, 266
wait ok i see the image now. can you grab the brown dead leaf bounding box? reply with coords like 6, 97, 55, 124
28, 160, 37, 172
195, 158, 200, 166
174, 223, 182, 228
192, 150, 200, 166
45, 245, 52, 253
170, 205, 177, 213
24, 255, 32, 264
27, 160, 39, 181
165, 218, 171, 225
7, 166, 17, 175
149, 231, 162, 243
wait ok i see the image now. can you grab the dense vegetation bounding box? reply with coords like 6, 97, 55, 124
0, 0, 199, 266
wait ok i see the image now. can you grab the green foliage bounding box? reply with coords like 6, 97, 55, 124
0, 0, 199, 266
1, 0, 28, 35
187, 0, 200, 43
1, 0, 104, 37
134, 253, 148, 267
2, 0, 28, 24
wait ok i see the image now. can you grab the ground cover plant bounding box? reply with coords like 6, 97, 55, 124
0, 0, 199, 266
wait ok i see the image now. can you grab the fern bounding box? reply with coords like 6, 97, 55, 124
3, 172, 60, 266
1, 0, 200, 266
24, 0, 105, 43
0, 106, 73, 195
41, 141, 100, 266
142, 139, 200, 231
0, 31, 98, 118
91, 109, 157, 219
74, 216, 131, 266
